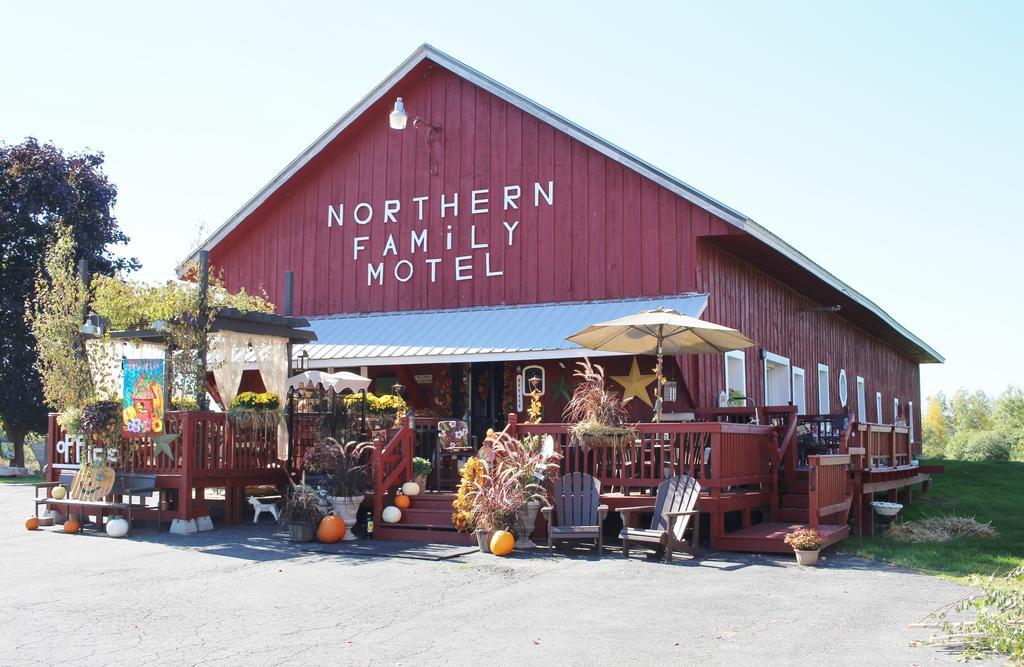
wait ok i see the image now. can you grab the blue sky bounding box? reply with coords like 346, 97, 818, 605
2, 1, 1021, 400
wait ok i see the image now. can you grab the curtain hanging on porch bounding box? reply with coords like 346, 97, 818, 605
249, 333, 290, 460
208, 331, 249, 411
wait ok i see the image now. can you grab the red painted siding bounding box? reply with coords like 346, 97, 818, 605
695, 243, 922, 437
207, 59, 925, 431
210, 64, 732, 313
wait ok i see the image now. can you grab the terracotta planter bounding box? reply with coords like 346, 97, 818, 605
288, 521, 316, 542
515, 500, 541, 549
794, 549, 819, 566
475, 529, 493, 553
329, 495, 364, 541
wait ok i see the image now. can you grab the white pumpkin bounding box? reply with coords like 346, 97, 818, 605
401, 481, 421, 497
382, 506, 402, 524
51, 485, 67, 500
106, 517, 130, 538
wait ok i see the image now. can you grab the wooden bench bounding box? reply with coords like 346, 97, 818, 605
35, 470, 163, 531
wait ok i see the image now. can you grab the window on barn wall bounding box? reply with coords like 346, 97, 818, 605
838, 369, 849, 408
792, 367, 807, 415
894, 398, 901, 425
909, 401, 915, 442
876, 392, 883, 423
817, 364, 830, 414
763, 352, 791, 406
856, 376, 866, 422
724, 351, 746, 400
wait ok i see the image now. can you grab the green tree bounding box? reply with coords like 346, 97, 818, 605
922, 392, 951, 458
949, 388, 994, 434
0, 138, 135, 467
26, 225, 94, 412
994, 386, 1024, 461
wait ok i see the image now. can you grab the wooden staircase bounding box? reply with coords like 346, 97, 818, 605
373, 491, 474, 545
714, 466, 849, 553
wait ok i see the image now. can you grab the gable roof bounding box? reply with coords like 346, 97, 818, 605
178, 43, 942, 364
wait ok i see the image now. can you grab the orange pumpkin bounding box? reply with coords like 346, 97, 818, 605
394, 494, 411, 510
25, 517, 40, 531
63, 519, 81, 534
317, 515, 346, 543
490, 530, 515, 556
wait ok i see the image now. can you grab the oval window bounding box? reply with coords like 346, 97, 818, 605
838, 369, 849, 407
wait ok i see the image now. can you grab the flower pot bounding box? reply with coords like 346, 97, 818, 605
794, 549, 819, 566
475, 529, 493, 553
515, 500, 541, 549
329, 495, 364, 540
288, 521, 316, 542
414, 473, 428, 492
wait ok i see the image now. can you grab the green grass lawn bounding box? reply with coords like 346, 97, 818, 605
844, 460, 1024, 581
0, 473, 44, 485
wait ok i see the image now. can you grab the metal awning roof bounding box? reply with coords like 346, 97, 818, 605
295, 294, 708, 367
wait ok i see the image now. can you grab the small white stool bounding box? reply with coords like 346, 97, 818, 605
248, 496, 280, 523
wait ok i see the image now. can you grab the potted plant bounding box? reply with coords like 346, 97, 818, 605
452, 456, 485, 543
228, 391, 283, 430
460, 435, 560, 552
490, 433, 560, 548
563, 358, 637, 451
413, 456, 432, 491
280, 485, 325, 542
305, 438, 372, 540
784, 527, 825, 566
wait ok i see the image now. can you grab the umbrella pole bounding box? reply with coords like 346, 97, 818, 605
654, 328, 664, 423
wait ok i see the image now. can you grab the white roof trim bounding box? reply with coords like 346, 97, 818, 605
177, 43, 941, 364
302, 348, 620, 369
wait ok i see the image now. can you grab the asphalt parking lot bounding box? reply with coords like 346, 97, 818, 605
0, 484, 977, 666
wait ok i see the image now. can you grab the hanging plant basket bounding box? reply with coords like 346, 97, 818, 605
571, 424, 637, 449
227, 408, 283, 430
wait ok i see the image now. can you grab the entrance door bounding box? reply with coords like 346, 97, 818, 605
469, 362, 505, 446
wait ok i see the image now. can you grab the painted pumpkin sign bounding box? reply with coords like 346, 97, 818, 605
122, 359, 165, 434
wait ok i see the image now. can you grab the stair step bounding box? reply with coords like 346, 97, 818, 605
777, 507, 808, 522
714, 522, 849, 554
397, 508, 455, 526
374, 525, 475, 545
780, 494, 809, 508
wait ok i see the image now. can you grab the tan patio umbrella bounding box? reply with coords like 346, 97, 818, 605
566, 307, 756, 421
287, 370, 371, 394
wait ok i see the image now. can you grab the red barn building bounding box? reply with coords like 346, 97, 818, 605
180, 45, 941, 545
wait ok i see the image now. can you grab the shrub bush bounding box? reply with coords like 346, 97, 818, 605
946, 430, 1011, 462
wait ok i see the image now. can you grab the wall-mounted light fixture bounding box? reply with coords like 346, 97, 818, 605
802, 305, 842, 313
389, 97, 442, 175
296, 348, 309, 371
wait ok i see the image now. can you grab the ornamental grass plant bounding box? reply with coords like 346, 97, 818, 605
563, 358, 637, 448
304, 438, 372, 498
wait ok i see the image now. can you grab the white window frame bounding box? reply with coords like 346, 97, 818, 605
838, 369, 848, 408
791, 366, 807, 415
876, 391, 883, 423
856, 376, 866, 422
762, 351, 792, 406
894, 397, 900, 424
817, 363, 830, 414
908, 400, 915, 442
724, 350, 747, 398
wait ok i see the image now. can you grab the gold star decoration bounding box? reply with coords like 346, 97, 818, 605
611, 358, 657, 408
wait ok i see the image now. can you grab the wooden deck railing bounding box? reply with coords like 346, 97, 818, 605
808, 453, 853, 530
47, 411, 284, 481
854, 421, 912, 468
371, 416, 415, 525
509, 416, 776, 497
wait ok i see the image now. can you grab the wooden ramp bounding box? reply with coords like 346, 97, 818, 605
714, 522, 849, 554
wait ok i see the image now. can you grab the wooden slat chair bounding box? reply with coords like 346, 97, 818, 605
541, 472, 608, 557
619, 475, 701, 562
